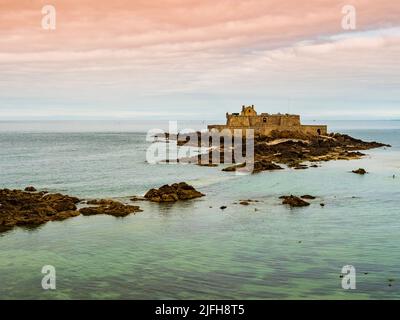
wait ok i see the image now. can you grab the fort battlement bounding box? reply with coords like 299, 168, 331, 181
208, 105, 327, 137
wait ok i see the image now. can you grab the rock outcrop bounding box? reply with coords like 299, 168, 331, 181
0, 189, 81, 230
144, 182, 205, 202
24, 186, 37, 192
80, 199, 142, 217
173, 131, 390, 173
0, 188, 142, 232
222, 160, 283, 173
280, 195, 310, 207
352, 168, 367, 175
301, 195, 316, 200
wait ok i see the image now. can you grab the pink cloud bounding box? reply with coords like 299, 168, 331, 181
1, 0, 399, 54
1, 0, 399, 120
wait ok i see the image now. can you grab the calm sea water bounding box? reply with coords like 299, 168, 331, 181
0, 120, 399, 299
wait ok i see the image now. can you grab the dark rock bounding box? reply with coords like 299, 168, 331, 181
220, 206, 227, 210
130, 196, 146, 202
0, 189, 82, 230
42, 193, 80, 212
222, 160, 283, 173
301, 195, 316, 200
253, 160, 284, 173
24, 186, 37, 192
80, 200, 142, 217
320, 203, 325, 207
86, 199, 115, 205
239, 201, 250, 205
222, 163, 246, 172
144, 182, 204, 202
188, 131, 390, 171
294, 164, 308, 170
197, 163, 218, 167
0, 189, 143, 232
281, 195, 310, 207
352, 168, 367, 175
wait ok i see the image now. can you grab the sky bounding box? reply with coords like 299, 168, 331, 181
0, 0, 399, 120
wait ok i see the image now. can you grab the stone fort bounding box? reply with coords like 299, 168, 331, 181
208, 105, 327, 137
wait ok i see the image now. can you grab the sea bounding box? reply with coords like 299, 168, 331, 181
0, 120, 399, 299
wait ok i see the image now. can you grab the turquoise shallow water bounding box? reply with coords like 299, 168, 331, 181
0, 120, 399, 299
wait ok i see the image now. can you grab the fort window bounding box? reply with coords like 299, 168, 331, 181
263, 118, 267, 123
317, 129, 321, 135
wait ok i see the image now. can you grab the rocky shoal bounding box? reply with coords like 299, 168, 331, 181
0, 182, 205, 232
161, 130, 390, 173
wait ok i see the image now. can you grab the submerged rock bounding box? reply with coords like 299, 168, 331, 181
80, 199, 142, 217
294, 164, 308, 170
222, 163, 246, 172
24, 186, 37, 192
130, 196, 146, 202
196, 163, 218, 167
144, 182, 205, 202
222, 160, 283, 173
352, 168, 367, 175
280, 195, 310, 207
301, 195, 316, 200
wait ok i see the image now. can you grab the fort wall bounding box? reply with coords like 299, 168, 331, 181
208, 105, 327, 137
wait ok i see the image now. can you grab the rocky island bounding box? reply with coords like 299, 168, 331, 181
164, 106, 390, 172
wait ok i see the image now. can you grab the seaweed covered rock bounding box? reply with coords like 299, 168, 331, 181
280, 195, 310, 207
0, 188, 143, 232
80, 199, 142, 217
0, 189, 81, 230
144, 182, 205, 202
301, 195, 316, 200
352, 168, 367, 175
183, 131, 390, 172
222, 160, 283, 173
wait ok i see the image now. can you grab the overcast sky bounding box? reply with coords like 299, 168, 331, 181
1, 0, 400, 120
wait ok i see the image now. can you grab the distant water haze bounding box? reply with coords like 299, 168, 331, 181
1, 120, 400, 133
